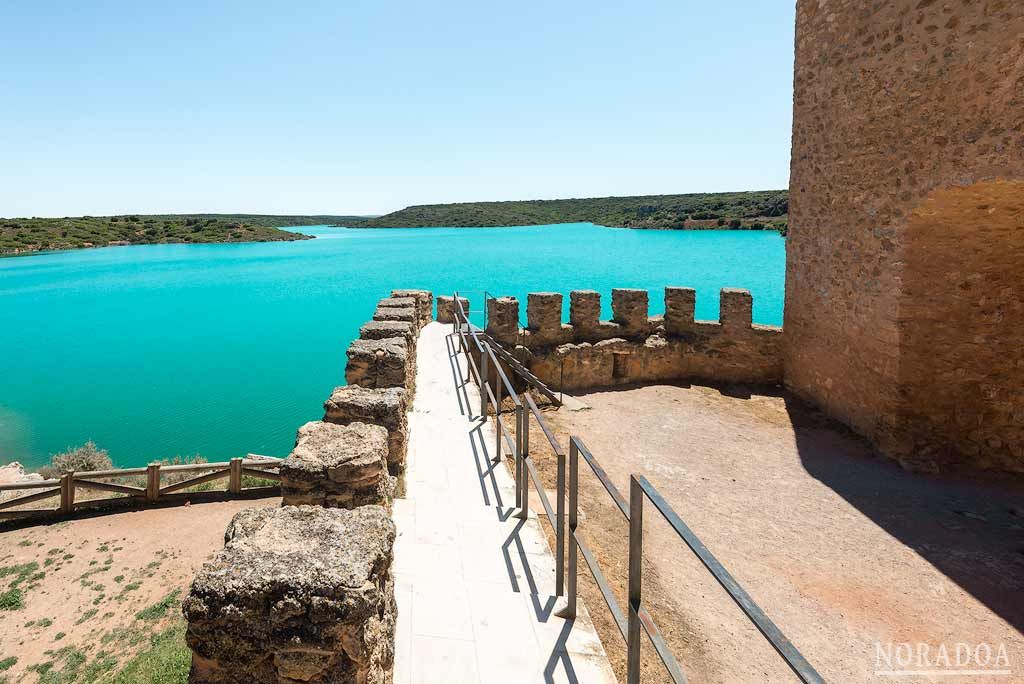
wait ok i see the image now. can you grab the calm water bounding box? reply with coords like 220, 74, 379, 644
0, 224, 785, 469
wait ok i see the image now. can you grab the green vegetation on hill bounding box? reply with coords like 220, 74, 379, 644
357, 190, 788, 233
0, 214, 362, 255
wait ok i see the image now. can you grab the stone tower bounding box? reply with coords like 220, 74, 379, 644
785, 0, 1024, 472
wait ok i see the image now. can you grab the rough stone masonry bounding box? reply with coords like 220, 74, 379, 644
786, 0, 1024, 472
183, 506, 396, 684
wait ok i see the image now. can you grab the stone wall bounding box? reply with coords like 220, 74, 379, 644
787, 0, 1024, 472
187, 289, 430, 683
184, 506, 396, 684
486, 287, 782, 391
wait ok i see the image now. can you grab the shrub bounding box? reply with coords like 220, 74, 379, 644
38, 441, 113, 478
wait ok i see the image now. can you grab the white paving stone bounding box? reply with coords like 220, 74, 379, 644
393, 322, 617, 683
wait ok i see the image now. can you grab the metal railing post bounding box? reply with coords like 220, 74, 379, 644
494, 349, 503, 461
480, 343, 489, 417
517, 402, 529, 520
555, 446, 566, 597
627, 476, 644, 684
558, 438, 579, 619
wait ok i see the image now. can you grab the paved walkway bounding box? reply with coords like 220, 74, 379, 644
393, 322, 616, 684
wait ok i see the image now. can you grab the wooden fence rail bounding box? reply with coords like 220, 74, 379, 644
0, 455, 282, 522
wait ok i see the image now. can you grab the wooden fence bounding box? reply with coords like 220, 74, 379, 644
0, 455, 282, 522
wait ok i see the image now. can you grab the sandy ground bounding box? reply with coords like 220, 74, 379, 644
523, 383, 1024, 684
0, 497, 279, 682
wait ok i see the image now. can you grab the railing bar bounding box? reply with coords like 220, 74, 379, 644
485, 343, 521, 408
72, 467, 149, 478
524, 457, 557, 528
637, 605, 690, 684
0, 487, 61, 510
239, 468, 282, 481
0, 480, 61, 490
576, 538, 629, 641
74, 480, 146, 496
476, 331, 560, 406
573, 437, 630, 520
158, 469, 230, 495
524, 393, 565, 457
636, 476, 823, 684
154, 463, 231, 474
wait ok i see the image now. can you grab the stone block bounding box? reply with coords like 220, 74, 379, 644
360, 320, 415, 344
436, 296, 469, 325
720, 288, 753, 330
345, 337, 410, 390
570, 290, 601, 334
324, 386, 409, 472
183, 505, 396, 684
526, 292, 564, 344
376, 296, 416, 309
611, 288, 649, 337
280, 421, 392, 509
665, 287, 696, 336
372, 306, 417, 324
486, 296, 520, 345
391, 289, 433, 327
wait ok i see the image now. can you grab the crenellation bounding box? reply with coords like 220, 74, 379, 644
569, 290, 601, 334
720, 288, 753, 331
664, 287, 696, 336
486, 296, 520, 345
436, 295, 469, 324
611, 288, 649, 338
526, 292, 568, 345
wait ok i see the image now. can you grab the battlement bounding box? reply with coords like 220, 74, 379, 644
483, 287, 782, 391
487, 287, 778, 347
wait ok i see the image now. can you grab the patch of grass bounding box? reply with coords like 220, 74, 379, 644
18, 540, 33, 547
113, 575, 124, 583
135, 590, 181, 622
93, 594, 106, 606
0, 588, 23, 611
0, 657, 16, 671
112, 620, 190, 684
74, 608, 98, 625
54, 632, 65, 641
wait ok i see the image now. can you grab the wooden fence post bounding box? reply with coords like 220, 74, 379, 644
60, 472, 75, 514
228, 458, 243, 494
146, 463, 160, 503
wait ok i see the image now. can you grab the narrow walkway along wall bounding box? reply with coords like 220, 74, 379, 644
485, 287, 782, 391
184, 288, 432, 684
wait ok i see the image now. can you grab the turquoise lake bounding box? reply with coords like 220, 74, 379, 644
0, 224, 786, 469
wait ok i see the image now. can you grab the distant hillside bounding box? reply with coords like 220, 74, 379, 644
358, 190, 788, 232
0, 214, 363, 254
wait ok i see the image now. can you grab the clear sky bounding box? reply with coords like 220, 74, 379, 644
0, 1, 796, 217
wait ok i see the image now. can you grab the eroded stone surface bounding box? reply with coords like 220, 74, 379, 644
390, 289, 433, 327
360, 320, 415, 344
183, 505, 396, 684
436, 296, 469, 325
280, 421, 392, 509
372, 306, 417, 324
345, 338, 410, 390
323, 386, 409, 472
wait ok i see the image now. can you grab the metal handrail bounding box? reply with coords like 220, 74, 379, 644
566, 433, 823, 684
451, 290, 821, 683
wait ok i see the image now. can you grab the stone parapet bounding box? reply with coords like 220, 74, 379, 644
280, 421, 392, 509
390, 289, 433, 328
323, 386, 409, 474
373, 305, 417, 325
360, 320, 416, 345
483, 286, 782, 390
436, 295, 470, 325
183, 505, 396, 684
486, 296, 520, 346
345, 337, 411, 390
611, 288, 650, 339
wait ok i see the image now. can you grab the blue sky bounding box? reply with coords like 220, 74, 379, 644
0, 1, 796, 216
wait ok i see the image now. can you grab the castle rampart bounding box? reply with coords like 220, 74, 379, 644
486, 287, 782, 391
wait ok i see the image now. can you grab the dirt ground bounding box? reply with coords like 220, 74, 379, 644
0, 497, 279, 682
524, 383, 1024, 684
